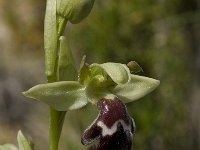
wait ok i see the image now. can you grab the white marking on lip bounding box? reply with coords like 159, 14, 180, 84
97, 119, 131, 137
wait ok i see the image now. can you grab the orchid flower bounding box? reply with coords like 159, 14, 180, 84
23, 56, 159, 150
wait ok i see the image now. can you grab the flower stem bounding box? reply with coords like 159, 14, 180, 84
49, 108, 66, 150
47, 17, 67, 150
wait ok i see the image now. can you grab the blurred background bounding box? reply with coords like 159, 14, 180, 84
0, 0, 200, 149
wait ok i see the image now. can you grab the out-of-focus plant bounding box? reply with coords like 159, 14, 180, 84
0, 131, 33, 150
0, 0, 160, 149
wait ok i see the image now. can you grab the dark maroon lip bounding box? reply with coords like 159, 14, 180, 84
97, 98, 131, 128
81, 97, 135, 150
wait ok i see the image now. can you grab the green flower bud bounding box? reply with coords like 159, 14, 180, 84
57, 0, 95, 24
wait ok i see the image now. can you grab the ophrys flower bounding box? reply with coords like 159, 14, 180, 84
23, 57, 160, 149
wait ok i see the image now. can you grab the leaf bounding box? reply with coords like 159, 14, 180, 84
58, 36, 78, 81
56, 36, 78, 143
17, 131, 33, 150
78, 55, 90, 85
127, 61, 143, 74
23, 81, 88, 111
44, 0, 57, 80
91, 63, 131, 85
0, 144, 18, 150
111, 75, 160, 103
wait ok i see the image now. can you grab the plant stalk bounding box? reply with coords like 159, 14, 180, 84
49, 108, 66, 150
48, 17, 67, 150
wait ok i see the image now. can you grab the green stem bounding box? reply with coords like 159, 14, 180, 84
48, 16, 67, 150
49, 108, 66, 150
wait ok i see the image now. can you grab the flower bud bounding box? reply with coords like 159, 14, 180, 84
57, 0, 95, 24
81, 97, 135, 150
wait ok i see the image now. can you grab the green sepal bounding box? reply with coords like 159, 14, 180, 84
90, 63, 131, 85
17, 131, 33, 150
23, 81, 87, 111
111, 75, 160, 103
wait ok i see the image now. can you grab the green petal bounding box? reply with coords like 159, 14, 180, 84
0, 144, 18, 150
127, 61, 143, 74
111, 75, 160, 103
17, 131, 33, 150
90, 63, 131, 85
23, 81, 87, 111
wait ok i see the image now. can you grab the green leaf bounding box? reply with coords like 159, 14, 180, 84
17, 131, 33, 150
58, 36, 78, 81
111, 75, 160, 103
23, 81, 87, 111
78, 55, 90, 85
0, 144, 18, 150
90, 63, 131, 85
44, 0, 57, 81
